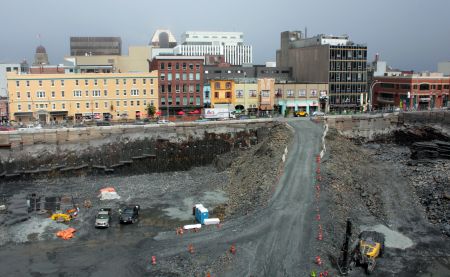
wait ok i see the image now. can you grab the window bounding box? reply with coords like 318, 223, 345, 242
189, 64, 194, 70
310, 90, 317, 96
143, 100, 147, 106
143, 89, 147, 95
131, 89, 139, 96
226, 82, 231, 89
51, 91, 55, 98
189, 73, 194, 80
26, 81, 30, 87
137, 100, 140, 106
16, 92, 20, 98
133, 79, 136, 85
160, 73, 165, 81
160, 63, 165, 70
175, 73, 180, 80
176, 85, 180, 93
150, 79, 154, 84
161, 85, 165, 93
51, 80, 55, 87
236, 90, 244, 98
168, 73, 172, 81
123, 90, 127, 96
116, 90, 119, 96
196, 97, 200, 105
161, 97, 166, 105
215, 82, 221, 89
183, 84, 187, 92
52, 103, 56, 110
261, 90, 270, 97
103, 79, 107, 85
17, 104, 21, 111
61, 80, 64, 86
249, 90, 257, 97
175, 63, 180, 70
86, 102, 90, 109
182, 63, 186, 70
61, 91, 65, 97
287, 90, 294, 97
75, 80, 79, 86
28, 104, 31, 110
115, 79, 119, 85
151, 89, 154, 95
143, 79, 146, 85
85, 80, 89, 86
226, 92, 231, 98
35, 104, 39, 109
196, 73, 200, 80
76, 103, 80, 109
62, 103, 66, 109
182, 73, 187, 80
16, 81, 20, 87
37, 91, 45, 98
299, 89, 306, 97
73, 90, 82, 97
196, 64, 200, 70
104, 90, 107, 96
437, 85, 442, 90
116, 100, 120, 107
95, 102, 99, 109
27, 91, 30, 98
94, 79, 98, 86
195, 84, 200, 93
168, 63, 172, 70
123, 79, 127, 85
92, 90, 101, 97
168, 85, 172, 93
214, 91, 219, 98
39, 80, 43, 86
130, 101, 134, 106
189, 85, 194, 93
124, 101, 127, 106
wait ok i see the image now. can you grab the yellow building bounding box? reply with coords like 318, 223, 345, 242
7, 71, 158, 123
210, 80, 235, 108
234, 81, 258, 113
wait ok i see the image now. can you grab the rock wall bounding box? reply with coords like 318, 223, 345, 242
0, 119, 276, 180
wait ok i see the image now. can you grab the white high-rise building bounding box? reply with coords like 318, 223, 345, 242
174, 31, 253, 65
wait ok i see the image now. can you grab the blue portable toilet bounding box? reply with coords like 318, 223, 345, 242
194, 204, 209, 224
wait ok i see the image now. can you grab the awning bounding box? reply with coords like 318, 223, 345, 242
14, 112, 33, 117
49, 111, 68, 116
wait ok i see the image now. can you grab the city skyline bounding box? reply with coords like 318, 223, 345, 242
0, 0, 449, 71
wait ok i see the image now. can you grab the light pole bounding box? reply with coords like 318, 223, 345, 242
369, 80, 381, 112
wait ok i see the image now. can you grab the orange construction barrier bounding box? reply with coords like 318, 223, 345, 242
229, 244, 236, 255
206, 272, 211, 277
56, 227, 76, 240
188, 244, 195, 254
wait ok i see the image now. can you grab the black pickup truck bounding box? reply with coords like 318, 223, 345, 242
119, 205, 140, 224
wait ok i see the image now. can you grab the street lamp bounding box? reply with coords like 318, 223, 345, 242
369, 80, 381, 112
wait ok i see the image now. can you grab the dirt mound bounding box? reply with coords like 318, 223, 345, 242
223, 123, 292, 217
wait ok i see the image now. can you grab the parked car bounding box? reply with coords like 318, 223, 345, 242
18, 124, 42, 131
0, 126, 14, 131
157, 119, 170, 124
238, 115, 250, 120
312, 111, 326, 117
96, 121, 111, 126
294, 111, 308, 117
95, 208, 112, 228
119, 205, 140, 224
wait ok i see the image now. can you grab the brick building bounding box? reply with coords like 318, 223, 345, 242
372, 73, 450, 110
149, 56, 205, 117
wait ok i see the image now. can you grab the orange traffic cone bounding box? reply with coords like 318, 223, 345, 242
188, 244, 195, 254
151, 256, 156, 265
230, 244, 236, 255
315, 256, 322, 266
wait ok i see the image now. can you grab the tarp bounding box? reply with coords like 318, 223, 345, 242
183, 224, 202, 230
98, 187, 121, 201
56, 227, 76, 240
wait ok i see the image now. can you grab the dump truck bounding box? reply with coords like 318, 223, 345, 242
351, 231, 385, 275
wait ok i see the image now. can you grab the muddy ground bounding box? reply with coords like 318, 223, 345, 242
320, 128, 450, 277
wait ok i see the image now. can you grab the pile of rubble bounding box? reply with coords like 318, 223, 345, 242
222, 123, 292, 218
411, 140, 450, 160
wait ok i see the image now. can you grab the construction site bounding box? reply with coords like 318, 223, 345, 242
0, 112, 449, 276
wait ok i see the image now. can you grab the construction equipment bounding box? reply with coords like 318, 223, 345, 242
351, 231, 385, 275
338, 219, 385, 275
51, 213, 71, 222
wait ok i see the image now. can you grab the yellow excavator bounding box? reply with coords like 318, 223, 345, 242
339, 219, 385, 275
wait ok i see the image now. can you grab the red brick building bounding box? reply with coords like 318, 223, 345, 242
372, 73, 450, 110
149, 56, 205, 116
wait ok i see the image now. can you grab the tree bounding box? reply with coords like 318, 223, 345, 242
147, 104, 156, 118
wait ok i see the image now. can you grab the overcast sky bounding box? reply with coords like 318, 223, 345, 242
0, 0, 449, 71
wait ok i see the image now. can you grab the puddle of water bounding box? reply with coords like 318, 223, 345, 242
162, 190, 228, 221
361, 224, 414, 249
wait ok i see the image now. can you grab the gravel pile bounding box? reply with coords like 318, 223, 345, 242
411, 140, 450, 160
222, 123, 292, 218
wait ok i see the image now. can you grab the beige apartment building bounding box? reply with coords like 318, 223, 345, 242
274, 83, 328, 115
234, 81, 258, 113
7, 71, 158, 123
